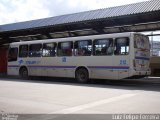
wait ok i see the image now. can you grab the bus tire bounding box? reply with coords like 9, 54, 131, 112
19, 67, 28, 79
75, 68, 89, 83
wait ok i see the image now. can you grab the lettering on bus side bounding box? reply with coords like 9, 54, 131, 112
26, 61, 40, 65
18, 60, 41, 65
135, 51, 147, 57
119, 60, 127, 65
62, 57, 67, 62
18, 59, 24, 65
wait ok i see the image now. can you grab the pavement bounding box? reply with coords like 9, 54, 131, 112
0, 77, 160, 119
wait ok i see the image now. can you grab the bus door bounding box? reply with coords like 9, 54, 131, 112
114, 37, 130, 79
92, 38, 115, 79
56, 41, 74, 77
42, 42, 57, 77
41, 57, 57, 77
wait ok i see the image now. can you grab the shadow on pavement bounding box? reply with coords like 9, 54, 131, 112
1, 75, 160, 92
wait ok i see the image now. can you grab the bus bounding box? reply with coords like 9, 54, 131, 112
7, 32, 151, 82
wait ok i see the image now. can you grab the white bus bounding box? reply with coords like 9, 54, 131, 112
7, 32, 151, 82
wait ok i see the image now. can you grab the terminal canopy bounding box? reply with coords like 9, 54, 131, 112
0, 0, 160, 45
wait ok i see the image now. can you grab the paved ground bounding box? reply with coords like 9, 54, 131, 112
0, 77, 160, 119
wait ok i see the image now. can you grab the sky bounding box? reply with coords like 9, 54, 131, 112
0, 0, 149, 25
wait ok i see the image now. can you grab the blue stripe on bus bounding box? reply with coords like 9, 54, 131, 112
135, 57, 150, 60
8, 65, 19, 68
8, 65, 129, 70
28, 66, 76, 69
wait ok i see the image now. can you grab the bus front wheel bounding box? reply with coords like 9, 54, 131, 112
75, 68, 89, 83
20, 67, 28, 79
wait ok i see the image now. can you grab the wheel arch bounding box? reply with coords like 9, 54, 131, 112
74, 66, 90, 78
19, 66, 28, 75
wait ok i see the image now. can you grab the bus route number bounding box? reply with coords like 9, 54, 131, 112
62, 57, 67, 62
120, 60, 127, 65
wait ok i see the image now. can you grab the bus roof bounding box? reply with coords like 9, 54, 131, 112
10, 32, 136, 46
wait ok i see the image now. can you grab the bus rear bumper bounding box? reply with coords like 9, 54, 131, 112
133, 70, 151, 76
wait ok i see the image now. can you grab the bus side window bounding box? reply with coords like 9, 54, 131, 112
43, 43, 57, 57
19, 45, 28, 57
74, 40, 92, 56
93, 38, 113, 56
8, 48, 18, 62
29, 44, 42, 57
114, 37, 129, 55
57, 41, 73, 56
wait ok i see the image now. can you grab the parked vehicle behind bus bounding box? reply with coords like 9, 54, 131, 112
7, 32, 151, 82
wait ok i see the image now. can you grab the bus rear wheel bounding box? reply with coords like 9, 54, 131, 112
76, 68, 89, 83
20, 67, 28, 79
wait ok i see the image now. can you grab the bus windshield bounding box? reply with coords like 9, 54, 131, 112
134, 34, 150, 50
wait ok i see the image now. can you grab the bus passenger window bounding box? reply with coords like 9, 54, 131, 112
43, 43, 57, 57
114, 37, 129, 55
29, 44, 42, 57
19, 45, 28, 57
57, 41, 73, 56
8, 48, 18, 62
74, 40, 92, 56
93, 38, 113, 56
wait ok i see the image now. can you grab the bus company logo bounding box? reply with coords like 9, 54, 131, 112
26, 61, 40, 65
18, 59, 24, 65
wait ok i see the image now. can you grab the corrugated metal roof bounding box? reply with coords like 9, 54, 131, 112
0, 0, 160, 32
